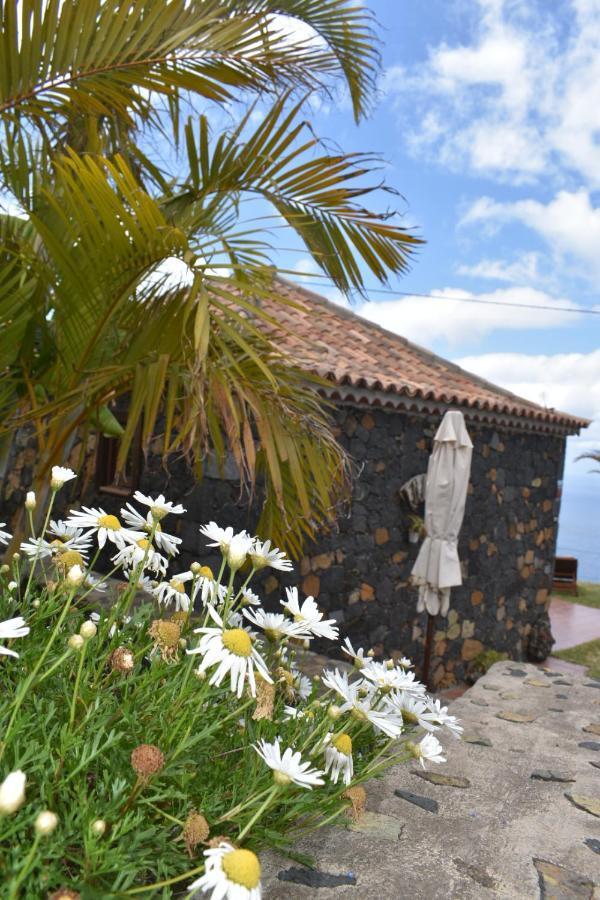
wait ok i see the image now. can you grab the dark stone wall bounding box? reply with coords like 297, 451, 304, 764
1, 404, 566, 686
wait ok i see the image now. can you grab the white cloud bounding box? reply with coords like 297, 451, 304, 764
456, 252, 543, 285
385, 0, 600, 186
461, 189, 600, 276
453, 348, 600, 476
355, 286, 580, 347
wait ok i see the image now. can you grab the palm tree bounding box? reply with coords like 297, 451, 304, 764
577, 450, 600, 473
0, 1, 420, 554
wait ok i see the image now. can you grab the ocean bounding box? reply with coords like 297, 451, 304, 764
556, 475, 600, 583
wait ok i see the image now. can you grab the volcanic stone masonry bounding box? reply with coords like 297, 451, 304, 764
1, 403, 566, 687
138, 404, 565, 687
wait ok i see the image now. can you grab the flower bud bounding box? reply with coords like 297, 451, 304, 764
32, 599, 40, 609
49, 888, 80, 900
35, 810, 58, 835
79, 620, 97, 640
327, 704, 342, 721
7, 581, 17, 592
91, 819, 106, 837
25, 491, 36, 511
12, 553, 20, 562
68, 634, 84, 651
0, 564, 9, 574
67, 565, 84, 587
0, 770, 26, 815
50, 466, 76, 490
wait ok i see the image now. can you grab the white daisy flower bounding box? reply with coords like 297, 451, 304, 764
249, 539, 293, 571
243, 608, 312, 642
111, 540, 168, 577
361, 661, 426, 695
281, 588, 339, 640
20, 534, 91, 563
188, 605, 272, 697
324, 732, 354, 785
341, 637, 369, 669
188, 842, 261, 900
50, 466, 76, 490
283, 705, 306, 720
132, 491, 186, 521
240, 587, 261, 606
0, 616, 29, 658
0, 523, 12, 546
65, 508, 143, 550
153, 572, 193, 612
384, 692, 430, 730
421, 698, 463, 738
192, 575, 227, 607
254, 737, 324, 789
291, 667, 312, 701
412, 733, 446, 769
47, 520, 93, 552
321, 669, 404, 738
394, 656, 414, 669
120, 504, 182, 556
199, 523, 254, 570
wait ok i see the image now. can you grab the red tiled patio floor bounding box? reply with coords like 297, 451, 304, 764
549, 595, 600, 650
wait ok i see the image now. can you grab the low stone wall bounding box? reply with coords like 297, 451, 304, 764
1, 404, 566, 686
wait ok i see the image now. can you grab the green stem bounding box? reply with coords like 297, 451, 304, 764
8, 832, 42, 899
142, 799, 184, 826
124, 861, 206, 895
1, 588, 76, 758
69, 640, 89, 729
37, 648, 72, 684
237, 783, 279, 843
23, 489, 56, 599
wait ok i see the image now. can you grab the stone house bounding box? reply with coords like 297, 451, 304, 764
2, 280, 588, 686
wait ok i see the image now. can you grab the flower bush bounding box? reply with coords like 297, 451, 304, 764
0, 470, 460, 897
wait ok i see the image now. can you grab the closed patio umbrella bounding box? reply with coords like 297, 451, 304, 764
411, 410, 473, 685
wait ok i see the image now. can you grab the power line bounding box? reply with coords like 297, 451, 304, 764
291, 276, 600, 316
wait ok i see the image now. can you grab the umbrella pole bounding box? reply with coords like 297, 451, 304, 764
422, 612, 436, 692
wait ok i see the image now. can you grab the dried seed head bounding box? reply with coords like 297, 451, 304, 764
252, 677, 275, 721
182, 810, 210, 857
207, 834, 233, 849
149, 619, 181, 663
170, 611, 188, 629
131, 744, 164, 780
110, 647, 135, 674
342, 785, 366, 822
49, 888, 80, 900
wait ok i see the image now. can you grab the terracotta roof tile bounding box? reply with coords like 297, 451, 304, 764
258, 279, 588, 435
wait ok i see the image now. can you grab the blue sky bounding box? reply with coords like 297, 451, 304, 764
274, 0, 600, 483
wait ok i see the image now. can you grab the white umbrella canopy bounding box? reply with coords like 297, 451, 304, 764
411, 410, 473, 616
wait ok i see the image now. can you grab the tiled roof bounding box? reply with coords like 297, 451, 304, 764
258, 279, 588, 435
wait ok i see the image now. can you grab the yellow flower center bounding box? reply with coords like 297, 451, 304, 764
402, 709, 418, 725
198, 565, 213, 579
98, 514, 121, 531
333, 733, 352, 756
150, 505, 167, 521
137, 538, 151, 551
222, 628, 252, 658
169, 579, 186, 593
222, 848, 261, 890
273, 769, 292, 786
57, 549, 84, 570
50, 538, 67, 547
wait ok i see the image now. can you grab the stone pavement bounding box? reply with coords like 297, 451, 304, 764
262, 661, 600, 899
